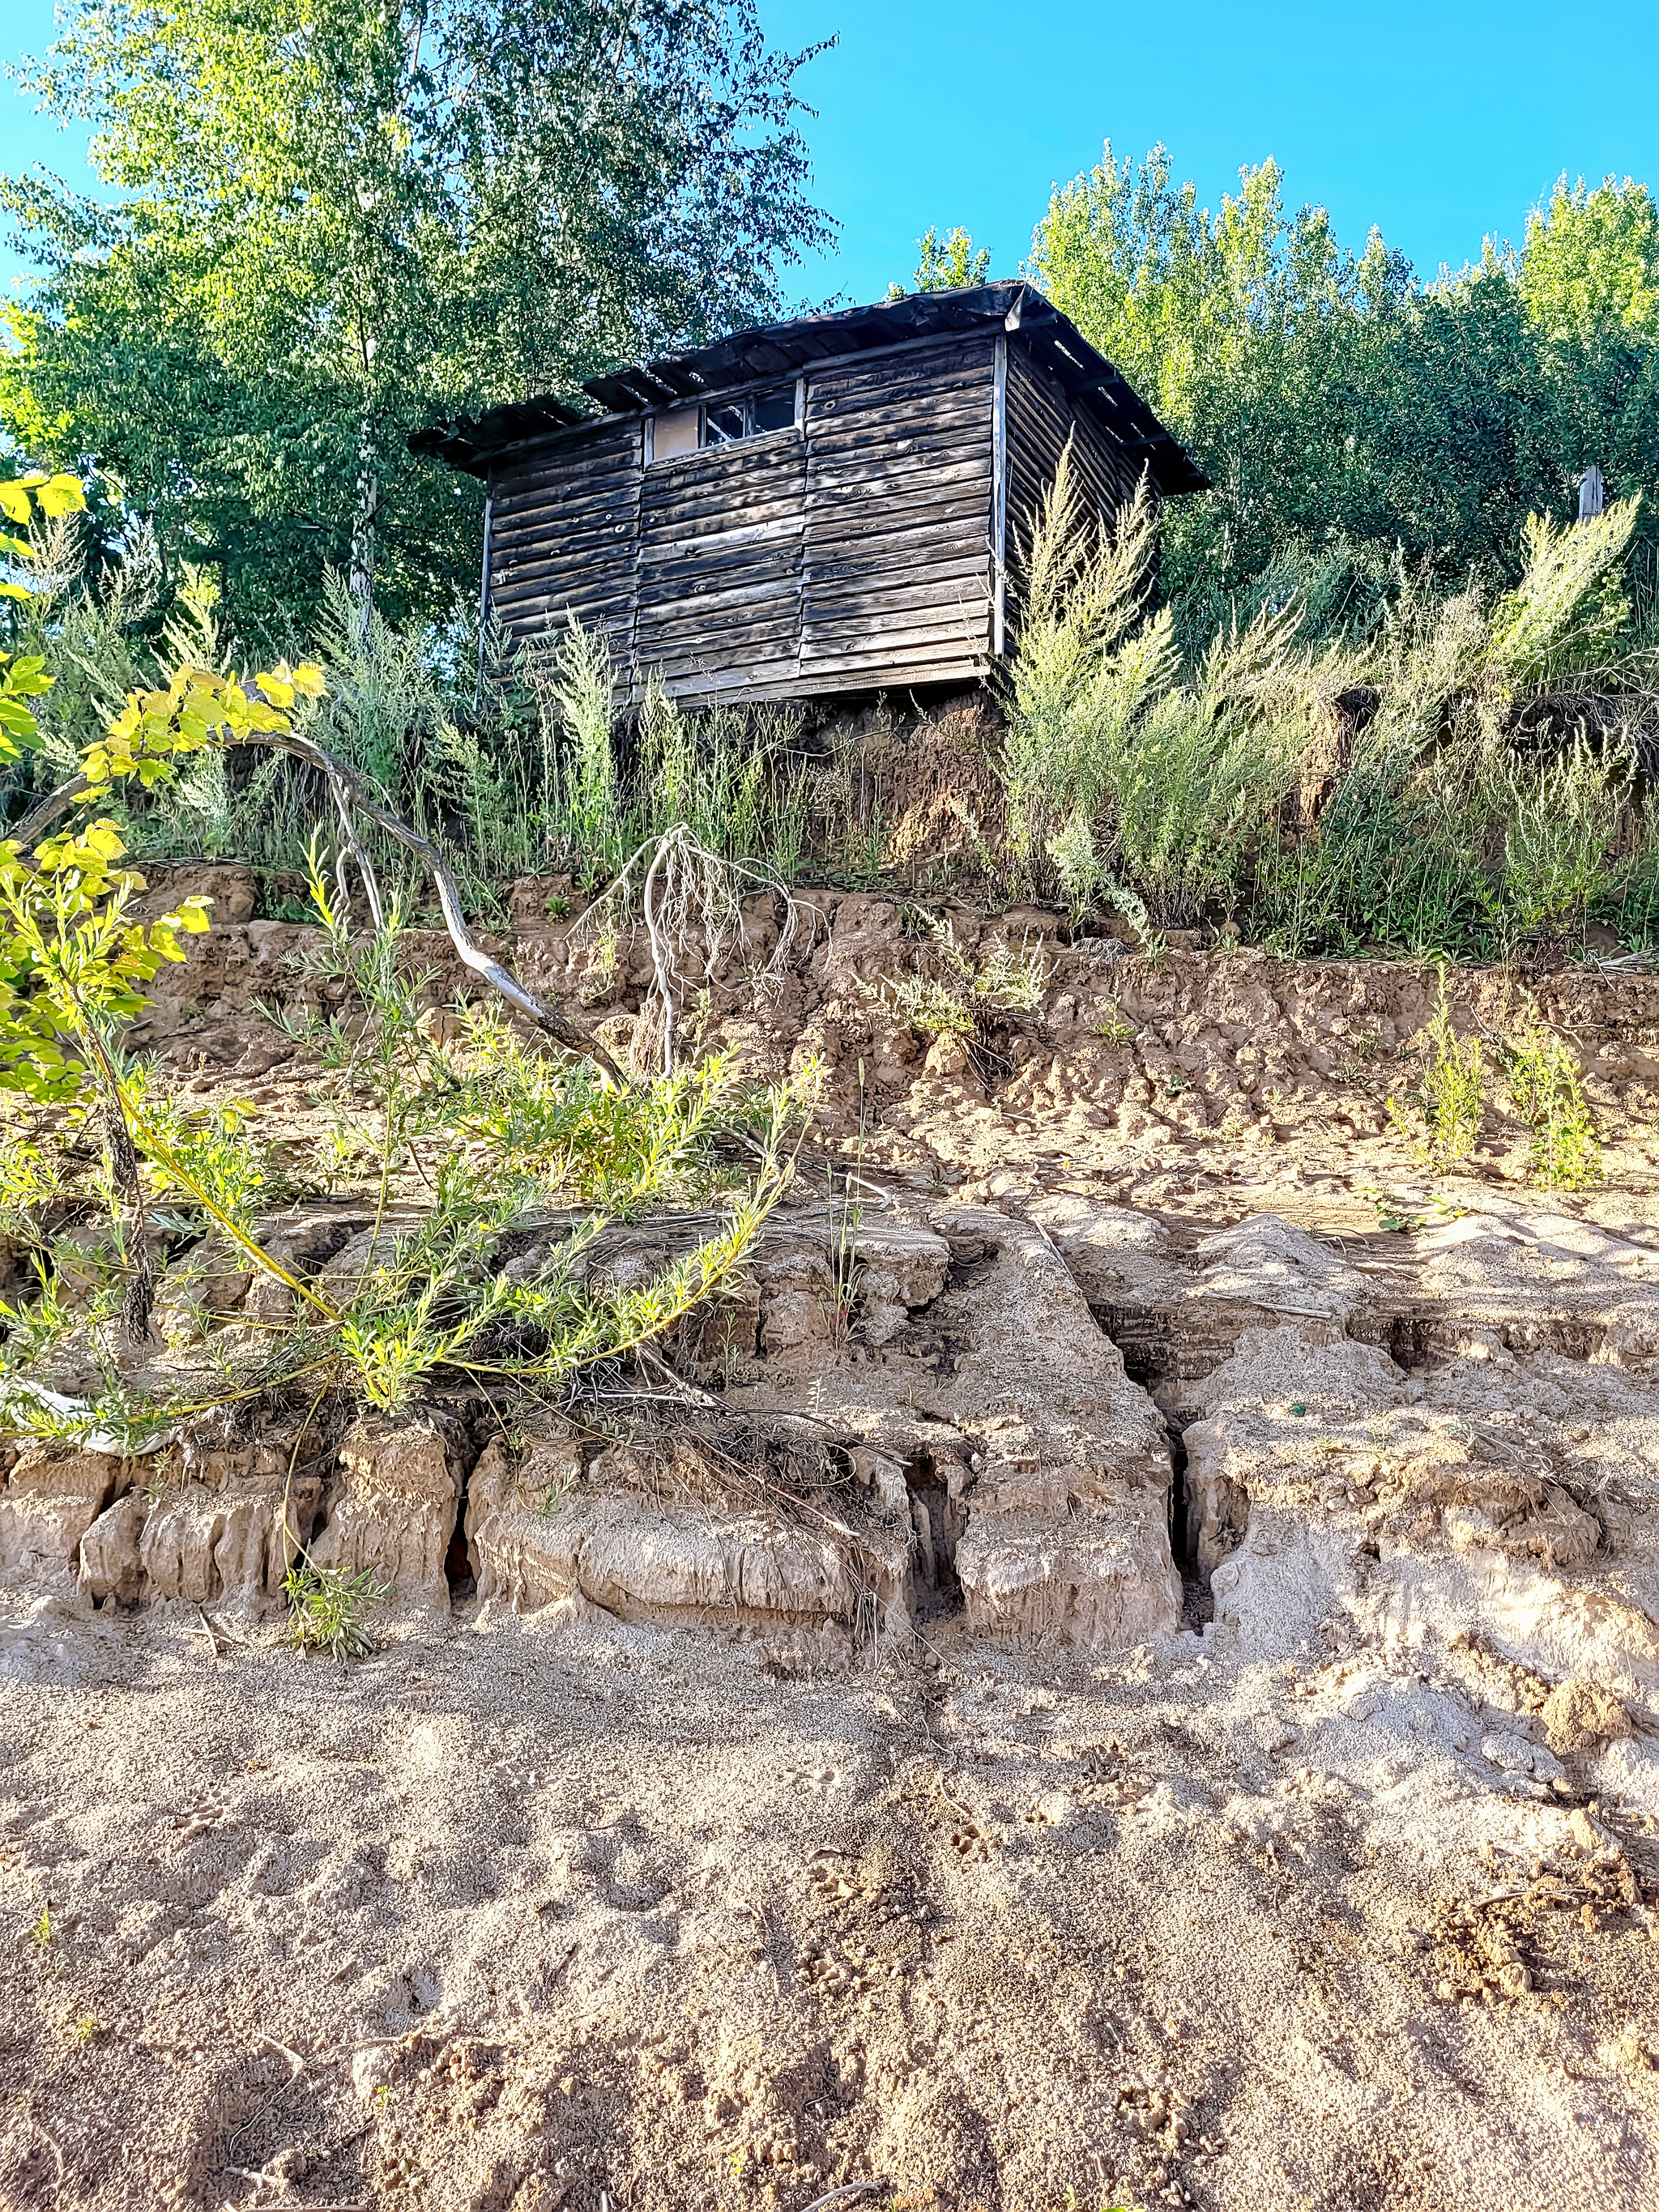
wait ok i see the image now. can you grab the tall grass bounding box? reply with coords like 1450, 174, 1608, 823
16, 541, 817, 906
14, 485, 1659, 964
1004, 444, 1658, 957
1004, 448, 1333, 927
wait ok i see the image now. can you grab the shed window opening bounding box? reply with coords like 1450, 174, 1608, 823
650, 384, 800, 462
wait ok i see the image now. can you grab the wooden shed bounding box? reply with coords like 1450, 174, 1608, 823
412, 282, 1207, 704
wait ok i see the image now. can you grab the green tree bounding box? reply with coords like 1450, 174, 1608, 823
1, 2, 834, 635
888, 225, 992, 300
1026, 144, 1659, 637
1519, 176, 1659, 339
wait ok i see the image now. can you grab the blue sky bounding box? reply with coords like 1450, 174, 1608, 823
4, 0, 1658, 307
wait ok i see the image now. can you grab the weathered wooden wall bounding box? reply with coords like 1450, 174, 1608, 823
799, 333, 996, 694
487, 420, 642, 662
636, 433, 807, 699
484, 329, 1143, 702
1003, 344, 1154, 635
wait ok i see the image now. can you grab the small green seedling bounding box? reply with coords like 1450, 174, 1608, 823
1387, 974, 1485, 1171
283, 1559, 391, 1660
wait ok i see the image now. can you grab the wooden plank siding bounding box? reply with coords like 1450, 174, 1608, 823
487, 420, 642, 662
1001, 343, 1159, 644
636, 431, 807, 699
479, 325, 1154, 703
800, 334, 996, 692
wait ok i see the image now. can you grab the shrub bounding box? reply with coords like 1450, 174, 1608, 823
1002, 446, 1310, 926
867, 918, 1050, 1037
283, 1559, 391, 1660
1387, 975, 1486, 1170
1489, 732, 1631, 951
1505, 1023, 1601, 1189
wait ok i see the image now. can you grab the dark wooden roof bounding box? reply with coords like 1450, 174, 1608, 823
410, 282, 1209, 496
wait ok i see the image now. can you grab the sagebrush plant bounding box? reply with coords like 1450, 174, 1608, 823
1003, 445, 1316, 927
999, 444, 1659, 956
1387, 975, 1486, 1171
1505, 1021, 1602, 1189
1489, 731, 1630, 949
867, 918, 1051, 1038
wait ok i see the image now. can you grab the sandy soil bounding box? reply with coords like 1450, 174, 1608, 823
3, 876, 1659, 2212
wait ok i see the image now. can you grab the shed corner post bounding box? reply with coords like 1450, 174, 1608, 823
992, 331, 1009, 660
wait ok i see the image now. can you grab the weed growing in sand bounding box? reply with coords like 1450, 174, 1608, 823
283, 1559, 391, 1660
578, 922, 620, 1003
1387, 974, 1485, 1171
1094, 1003, 1137, 1045
533, 1463, 577, 1519
868, 918, 1050, 1038
74, 2015, 98, 2045
824, 1165, 865, 1352
1504, 1022, 1601, 1190
30, 1905, 51, 1950
1364, 1187, 1428, 1234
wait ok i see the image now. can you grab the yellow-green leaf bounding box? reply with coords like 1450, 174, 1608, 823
33, 475, 86, 518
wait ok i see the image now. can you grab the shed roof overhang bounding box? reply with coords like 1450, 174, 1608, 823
409, 281, 1209, 496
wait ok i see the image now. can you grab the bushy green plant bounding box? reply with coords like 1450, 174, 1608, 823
868, 918, 1050, 1037
1387, 976, 1486, 1170
0, 509, 809, 1438
1505, 1022, 1601, 1189
1489, 732, 1631, 948
1004, 445, 1337, 927
282, 1559, 390, 1660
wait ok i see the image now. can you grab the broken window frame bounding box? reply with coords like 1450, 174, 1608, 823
645, 378, 804, 464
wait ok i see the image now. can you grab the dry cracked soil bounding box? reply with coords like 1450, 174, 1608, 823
3, 872, 1659, 2212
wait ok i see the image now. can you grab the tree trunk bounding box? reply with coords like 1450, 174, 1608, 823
104, 1094, 156, 1346
349, 425, 379, 641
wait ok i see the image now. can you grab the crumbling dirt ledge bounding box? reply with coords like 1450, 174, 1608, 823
4, 888, 1659, 2209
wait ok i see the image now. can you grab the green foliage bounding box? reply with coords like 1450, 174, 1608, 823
541, 618, 625, 867
0, 472, 87, 772
1518, 177, 1659, 341
1491, 734, 1630, 945
283, 1559, 391, 1660
0, 817, 211, 1104
1387, 978, 1486, 1172
1027, 143, 1659, 636
1004, 446, 1308, 926
868, 918, 1050, 1038
450, 1006, 748, 1208
1505, 1023, 1602, 1190
1000, 438, 1659, 959
889, 226, 992, 298
1, 1, 833, 634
